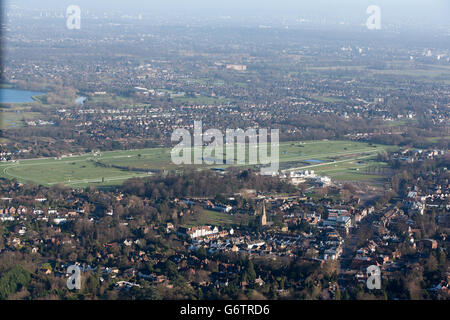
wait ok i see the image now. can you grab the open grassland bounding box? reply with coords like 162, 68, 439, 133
0, 140, 397, 188
183, 210, 251, 228
172, 95, 228, 105
0, 111, 42, 129
308, 160, 389, 182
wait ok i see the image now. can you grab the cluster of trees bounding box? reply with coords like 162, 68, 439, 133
0, 265, 31, 299
122, 169, 297, 200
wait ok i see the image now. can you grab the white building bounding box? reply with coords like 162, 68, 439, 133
185, 226, 219, 239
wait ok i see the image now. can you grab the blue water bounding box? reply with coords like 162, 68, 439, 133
0, 88, 45, 103
305, 159, 324, 163
75, 96, 87, 105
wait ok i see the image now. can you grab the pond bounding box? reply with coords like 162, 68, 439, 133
305, 159, 325, 164
0, 88, 46, 104
75, 96, 87, 105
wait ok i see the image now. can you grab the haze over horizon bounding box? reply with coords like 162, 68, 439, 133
4, 0, 450, 30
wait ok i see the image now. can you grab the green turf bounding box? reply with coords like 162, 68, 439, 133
172, 95, 228, 105
183, 210, 250, 228
0, 140, 397, 187
0, 111, 42, 129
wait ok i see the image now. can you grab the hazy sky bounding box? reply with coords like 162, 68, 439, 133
5, 0, 450, 28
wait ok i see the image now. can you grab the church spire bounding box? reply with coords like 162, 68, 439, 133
260, 201, 267, 227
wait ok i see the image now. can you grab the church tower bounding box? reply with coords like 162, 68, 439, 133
260, 201, 267, 227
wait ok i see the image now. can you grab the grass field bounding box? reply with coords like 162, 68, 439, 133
0, 111, 42, 129
309, 160, 388, 181
183, 210, 251, 228
0, 140, 397, 188
172, 95, 228, 105
426, 136, 450, 143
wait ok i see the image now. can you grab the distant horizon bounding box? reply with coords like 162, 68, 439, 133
4, 0, 450, 30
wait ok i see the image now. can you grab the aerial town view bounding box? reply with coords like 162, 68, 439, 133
0, 0, 448, 310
